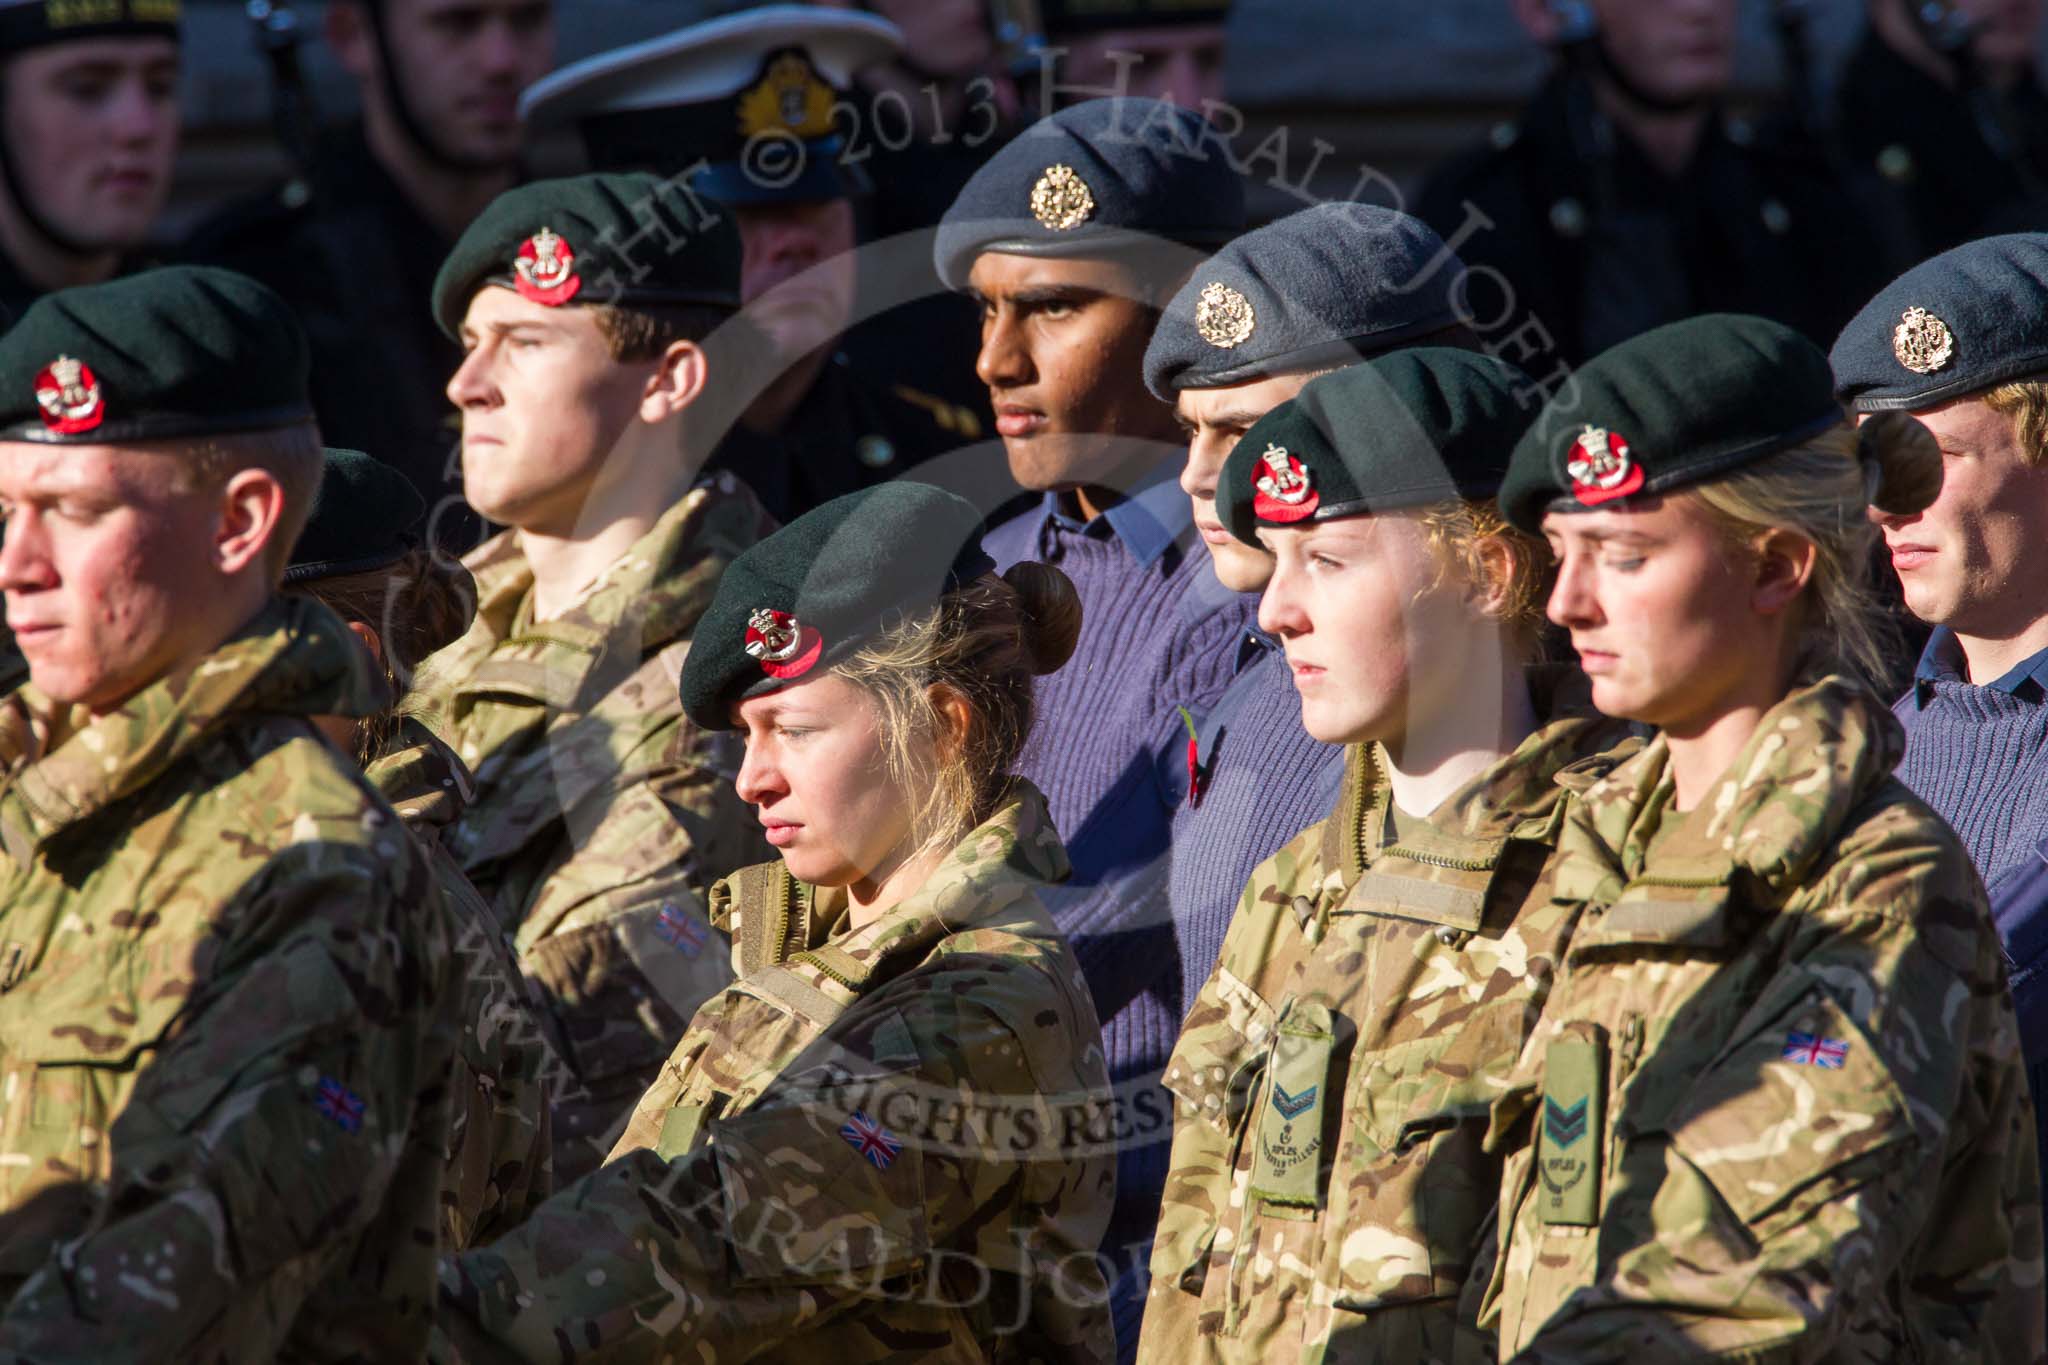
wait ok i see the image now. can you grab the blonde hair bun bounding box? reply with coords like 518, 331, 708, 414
1001, 561, 1083, 676
1858, 410, 1943, 518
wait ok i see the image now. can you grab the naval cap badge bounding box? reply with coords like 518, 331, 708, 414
1892, 306, 1955, 376
1195, 281, 1256, 349
735, 50, 835, 140
1029, 164, 1095, 232
745, 607, 823, 681
1565, 425, 1643, 506
34, 355, 103, 435
1251, 443, 1319, 523
513, 226, 582, 307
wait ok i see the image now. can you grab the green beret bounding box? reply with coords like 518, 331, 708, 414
284, 449, 426, 586
431, 172, 743, 338
0, 266, 311, 444
1500, 314, 1841, 533
680, 483, 995, 731
1218, 348, 1533, 545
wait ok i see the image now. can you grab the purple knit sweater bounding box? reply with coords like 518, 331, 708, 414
983, 474, 1251, 1279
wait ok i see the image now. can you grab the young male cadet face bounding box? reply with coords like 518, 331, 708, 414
447, 286, 676, 536
731, 670, 921, 893
1869, 396, 2048, 649
1587, 0, 1738, 104
1543, 495, 1809, 733
1176, 372, 1317, 592
736, 198, 859, 372
329, 0, 554, 170
1058, 24, 1225, 110
969, 251, 1182, 493
2, 37, 179, 251
1255, 511, 1482, 746
0, 441, 285, 714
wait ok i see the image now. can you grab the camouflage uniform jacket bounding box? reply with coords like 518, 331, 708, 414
410, 474, 773, 1182
1140, 700, 1635, 1365
434, 782, 1118, 1364
367, 717, 556, 1250
0, 597, 459, 1361
1471, 676, 2047, 1362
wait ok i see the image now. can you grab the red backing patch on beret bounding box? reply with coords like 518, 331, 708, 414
34, 356, 103, 434
513, 227, 582, 307
1251, 443, 1319, 523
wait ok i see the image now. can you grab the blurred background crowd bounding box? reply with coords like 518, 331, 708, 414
12, 0, 2045, 540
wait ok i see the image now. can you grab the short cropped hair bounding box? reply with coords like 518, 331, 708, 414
179, 422, 325, 584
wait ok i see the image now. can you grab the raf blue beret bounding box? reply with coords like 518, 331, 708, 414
933, 97, 1246, 291
1831, 234, 2048, 412
1144, 203, 1466, 399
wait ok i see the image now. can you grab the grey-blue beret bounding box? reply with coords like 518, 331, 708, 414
1143, 203, 1466, 399
1831, 233, 2048, 412
933, 97, 1246, 291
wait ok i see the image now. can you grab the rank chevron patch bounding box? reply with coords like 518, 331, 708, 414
1271, 1082, 1317, 1120
1544, 1094, 1588, 1149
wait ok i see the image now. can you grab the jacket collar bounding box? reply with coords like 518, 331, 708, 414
1316, 668, 1638, 929
714, 780, 1071, 985
1556, 675, 1905, 944
450, 474, 771, 714
0, 596, 383, 859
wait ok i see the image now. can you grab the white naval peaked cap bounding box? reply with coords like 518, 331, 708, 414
519, 4, 901, 127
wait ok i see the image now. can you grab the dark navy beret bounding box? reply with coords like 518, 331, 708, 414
1502, 314, 1841, 533
1145, 203, 1465, 399
933, 97, 1246, 291
432, 172, 743, 338
284, 449, 426, 586
679, 483, 996, 730
0, 266, 311, 444
1831, 233, 2048, 412
1217, 348, 1532, 545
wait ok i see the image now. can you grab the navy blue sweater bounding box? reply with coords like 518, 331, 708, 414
983, 472, 1251, 1310
1168, 630, 1346, 1020
1893, 628, 2048, 1192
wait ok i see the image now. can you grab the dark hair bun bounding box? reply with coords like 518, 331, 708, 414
1001, 561, 1083, 676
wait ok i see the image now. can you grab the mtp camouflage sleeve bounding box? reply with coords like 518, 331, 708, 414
1478, 791, 2046, 1362
434, 979, 1108, 1363
0, 849, 459, 1362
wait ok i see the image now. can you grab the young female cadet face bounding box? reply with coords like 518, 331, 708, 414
1543, 496, 1807, 735
1255, 511, 1483, 746
731, 671, 922, 893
